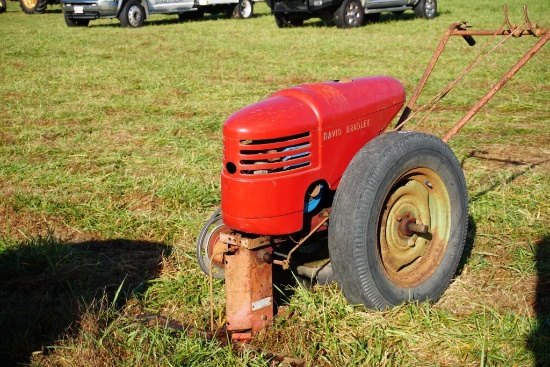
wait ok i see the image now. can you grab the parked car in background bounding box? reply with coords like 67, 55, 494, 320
268, 0, 436, 28
61, 0, 254, 27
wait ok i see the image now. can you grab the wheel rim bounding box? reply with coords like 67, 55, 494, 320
240, 0, 252, 18
379, 167, 451, 288
424, 0, 436, 18
197, 218, 228, 278
127, 5, 143, 27
345, 2, 362, 26
22, 0, 37, 9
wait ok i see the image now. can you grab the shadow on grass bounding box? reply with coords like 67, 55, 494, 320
0, 234, 171, 367
527, 234, 550, 366
462, 151, 549, 203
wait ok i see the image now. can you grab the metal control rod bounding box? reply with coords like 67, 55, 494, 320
395, 5, 548, 141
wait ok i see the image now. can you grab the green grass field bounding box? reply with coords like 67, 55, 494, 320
1, 0, 549, 365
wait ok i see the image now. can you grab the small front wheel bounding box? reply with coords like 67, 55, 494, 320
328, 132, 468, 310
119, 0, 145, 28
196, 208, 227, 279
414, 0, 437, 19
334, 0, 364, 28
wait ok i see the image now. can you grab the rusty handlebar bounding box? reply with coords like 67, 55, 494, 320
395, 4, 549, 142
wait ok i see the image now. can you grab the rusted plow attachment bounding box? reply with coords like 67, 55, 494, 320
396, 4, 549, 140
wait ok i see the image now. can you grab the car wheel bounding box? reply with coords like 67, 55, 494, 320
334, 0, 364, 28
64, 12, 90, 27
119, 0, 145, 27
232, 0, 253, 19
414, 0, 437, 19
328, 131, 468, 309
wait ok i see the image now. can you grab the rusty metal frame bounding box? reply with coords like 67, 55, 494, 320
395, 5, 548, 142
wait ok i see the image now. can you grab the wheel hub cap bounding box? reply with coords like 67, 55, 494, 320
379, 168, 451, 288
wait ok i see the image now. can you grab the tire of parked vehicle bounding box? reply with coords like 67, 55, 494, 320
64, 12, 90, 27
19, 0, 48, 14
274, 13, 303, 28
119, 0, 145, 27
232, 0, 253, 19
328, 131, 468, 310
334, 0, 364, 28
414, 0, 437, 19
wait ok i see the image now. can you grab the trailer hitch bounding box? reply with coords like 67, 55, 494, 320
395, 4, 548, 141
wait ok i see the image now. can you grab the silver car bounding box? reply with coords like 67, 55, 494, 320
61, 0, 254, 27
268, 0, 436, 28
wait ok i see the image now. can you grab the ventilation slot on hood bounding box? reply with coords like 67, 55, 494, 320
239, 132, 311, 175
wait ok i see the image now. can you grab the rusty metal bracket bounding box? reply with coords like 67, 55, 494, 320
395, 5, 548, 141
220, 232, 272, 250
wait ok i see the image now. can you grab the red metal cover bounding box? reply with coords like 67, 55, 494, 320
222, 76, 405, 235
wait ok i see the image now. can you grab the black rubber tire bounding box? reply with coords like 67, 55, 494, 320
178, 9, 204, 21
19, 0, 48, 14
196, 208, 226, 279
328, 131, 468, 310
334, 0, 364, 28
64, 12, 90, 27
0, 0, 7, 14
414, 0, 437, 19
231, 0, 253, 19
119, 0, 145, 27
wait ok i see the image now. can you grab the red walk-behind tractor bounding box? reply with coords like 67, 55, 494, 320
196, 10, 548, 341
197, 76, 469, 341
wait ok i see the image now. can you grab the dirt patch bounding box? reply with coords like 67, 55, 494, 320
0, 204, 93, 244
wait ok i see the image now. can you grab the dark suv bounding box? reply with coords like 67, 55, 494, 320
269, 0, 436, 28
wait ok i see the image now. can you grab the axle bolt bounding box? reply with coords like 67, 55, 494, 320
257, 250, 273, 264
407, 222, 429, 234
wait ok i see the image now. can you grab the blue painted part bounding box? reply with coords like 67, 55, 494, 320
305, 184, 323, 213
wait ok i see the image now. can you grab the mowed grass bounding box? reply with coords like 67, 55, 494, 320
1, 0, 549, 365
